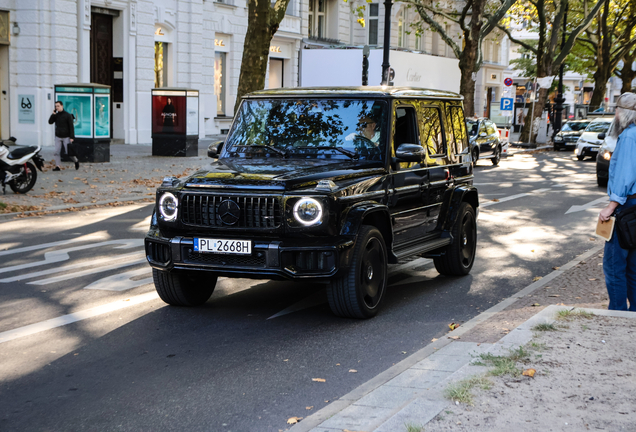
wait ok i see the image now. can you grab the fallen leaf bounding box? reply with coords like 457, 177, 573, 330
531, 303, 541, 307
533, 276, 542, 282
306, 406, 313, 410
349, 369, 357, 373
491, 198, 500, 202
523, 368, 536, 377
336, 363, 340, 366
448, 336, 460, 340
73, 177, 80, 180
548, 294, 560, 297
312, 378, 326, 382
401, 351, 407, 354
431, 338, 438, 342
589, 278, 597, 281
449, 322, 460, 330
589, 237, 596, 241
531, 249, 535, 252
286, 417, 302, 425
552, 266, 560, 270
283, 359, 289, 362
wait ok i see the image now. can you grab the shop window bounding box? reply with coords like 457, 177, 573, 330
308, 0, 326, 39
368, 4, 379, 46
269, 58, 284, 89
215, 52, 227, 116
154, 42, 168, 88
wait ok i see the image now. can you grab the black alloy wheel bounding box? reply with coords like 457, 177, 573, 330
434, 202, 477, 276
327, 225, 388, 319
9, 162, 37, 194
491, 146, 501, 166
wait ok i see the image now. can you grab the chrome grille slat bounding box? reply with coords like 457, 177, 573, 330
181, 194, 282, 229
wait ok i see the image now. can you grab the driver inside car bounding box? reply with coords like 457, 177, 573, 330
346, 116, 380, 146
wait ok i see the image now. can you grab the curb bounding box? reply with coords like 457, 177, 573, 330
0, 196, 153, 221
290, 243, 605, 432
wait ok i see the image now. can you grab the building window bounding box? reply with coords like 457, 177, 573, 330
368, 4, 379, 46
397, 9, 405, 48
154, 42, 168, 88
414, 31, 422, 51
432, 31, 440, 55
445, 24, 453, 57
215, 52, 226, 116
308, 0, 326, 39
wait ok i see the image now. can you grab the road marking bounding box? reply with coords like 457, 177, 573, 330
565, 196, 609, 214
0, 251, 144, 283
28, 256, 147, 285
84, 268, 153, 291
0, 233, 109, 257
0, 239, 143, 275
0, 292, 159, 344
481, 188, 552, 208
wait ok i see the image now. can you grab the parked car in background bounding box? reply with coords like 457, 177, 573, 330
575, 117, 613, 160
596, 124, 617, 187
553, 120, 590, 150
466, 118, 502, 165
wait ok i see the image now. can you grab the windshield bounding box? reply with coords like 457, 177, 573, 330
586, 121, 611, 133
225, 99, 388, 160
561, 122, 589, 132
466, 119, 479, 136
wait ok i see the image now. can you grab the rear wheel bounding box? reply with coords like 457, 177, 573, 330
491, 146, 501, 165
327, 226, 387, 319
434, 203, 477, 276
152, 269, 217, 306
9, 162, 37, 194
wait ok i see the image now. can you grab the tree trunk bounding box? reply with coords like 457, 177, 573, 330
458, 35, 479, 117
233, 0, 287, 114
590, 69, 609, 110
519, 87, 549, 144
620, 54, 636, 93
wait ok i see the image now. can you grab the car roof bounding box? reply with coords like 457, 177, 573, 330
246, 86, 463, 101
566, 119, 590, 123
589, 117, 614, 123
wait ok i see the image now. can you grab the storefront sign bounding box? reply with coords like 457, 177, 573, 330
270, 46, 282, 53
18, 94, 35, 124
215, 39, 225, 47
269, 41, 292, 59
406, 68, 421, 83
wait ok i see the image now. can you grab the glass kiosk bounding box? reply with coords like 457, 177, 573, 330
151, 88, 199, 157
54, 83, 111, 162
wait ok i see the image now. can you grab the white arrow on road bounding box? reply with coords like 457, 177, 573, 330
565, 197, 609, 214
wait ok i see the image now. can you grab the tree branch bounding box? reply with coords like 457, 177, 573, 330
479, 0, 517, 39
497, 24, 538, 53
413, 4, 462, 58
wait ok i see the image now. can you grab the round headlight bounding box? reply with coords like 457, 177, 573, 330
293, 198, 323, 226
159, 192, 178, 222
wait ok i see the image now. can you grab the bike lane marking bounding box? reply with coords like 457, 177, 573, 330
0, 291, 159, 344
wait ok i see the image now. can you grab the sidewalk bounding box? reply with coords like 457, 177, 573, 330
290, 243, 629, 432
0, 137, 224, 218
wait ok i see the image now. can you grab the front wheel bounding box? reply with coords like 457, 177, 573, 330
327, 226, 387, 319
491, 146, 501, 165
576, 155, 585, 161
152, 269, 217, 306
434, 203, 477, 276
9, 162, 37, 194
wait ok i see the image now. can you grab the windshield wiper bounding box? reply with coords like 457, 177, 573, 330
233, 144, 288, 157
293, 146, 359, 160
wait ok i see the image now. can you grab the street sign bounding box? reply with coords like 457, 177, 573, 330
504, 77, 513, 87
500, 98, 514, 111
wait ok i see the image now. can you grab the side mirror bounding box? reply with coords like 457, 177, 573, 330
479, 132, 487, 137
208, 141, 224, 158
395, 143, 425, 162
597, 133, 606, 140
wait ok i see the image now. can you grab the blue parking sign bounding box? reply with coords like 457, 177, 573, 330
500, 98, 514, 111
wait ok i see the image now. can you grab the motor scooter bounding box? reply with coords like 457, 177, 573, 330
0, 137, 45, 194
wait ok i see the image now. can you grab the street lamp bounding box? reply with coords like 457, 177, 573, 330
381, 0, 393, 85
552, 5, 568, 141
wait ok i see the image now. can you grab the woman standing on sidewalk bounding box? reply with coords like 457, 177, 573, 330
599, 93, 636, 311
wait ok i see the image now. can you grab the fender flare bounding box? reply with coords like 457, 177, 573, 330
340, 201, 396, 262
438, 185, 479, 232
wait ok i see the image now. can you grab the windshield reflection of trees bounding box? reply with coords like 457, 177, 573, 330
227, 99, 385, 160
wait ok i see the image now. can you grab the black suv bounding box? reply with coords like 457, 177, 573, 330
145, 87, 479, 319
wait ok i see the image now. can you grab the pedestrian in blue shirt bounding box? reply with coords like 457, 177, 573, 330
599, 92, 636, 311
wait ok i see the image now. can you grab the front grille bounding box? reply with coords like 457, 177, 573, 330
146, 241, 171, 264
185, 250, 266, 267
181, 194, 282, 229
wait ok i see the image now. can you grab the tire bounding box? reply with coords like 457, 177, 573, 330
576, 155, 585, 161
597, 175, 608, 187
472, 148, 479, 167
327, 225, 387, 319
152, 268, 217, 306
434, 202, 477, 276
491, 146, 501, 166
9, 162, 37, 194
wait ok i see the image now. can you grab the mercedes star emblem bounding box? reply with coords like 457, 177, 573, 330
218, 199, 241, 225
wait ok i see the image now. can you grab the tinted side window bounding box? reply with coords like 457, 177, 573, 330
393, 104, 421, 170
420, 106, 445, 156
446, 105, 468, 155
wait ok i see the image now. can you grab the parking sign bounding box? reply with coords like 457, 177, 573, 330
500, 98, 514, 111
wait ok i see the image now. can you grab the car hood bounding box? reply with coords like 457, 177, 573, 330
578, 131, 605, 145
557, 131, 584, 137
182, 157, 386, 191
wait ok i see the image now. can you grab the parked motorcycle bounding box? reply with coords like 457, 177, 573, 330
0, 137, 45, 194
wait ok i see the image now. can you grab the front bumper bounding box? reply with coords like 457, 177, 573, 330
145, 234, 355, 280
577, 144, 600, 157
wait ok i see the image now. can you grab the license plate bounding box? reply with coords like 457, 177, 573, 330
194, 238, 252, 255
590, 148, 598, 152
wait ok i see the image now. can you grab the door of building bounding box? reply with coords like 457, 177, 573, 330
90, 13, 113, 137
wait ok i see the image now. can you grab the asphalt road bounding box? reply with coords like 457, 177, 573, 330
0, 151, 608, 432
